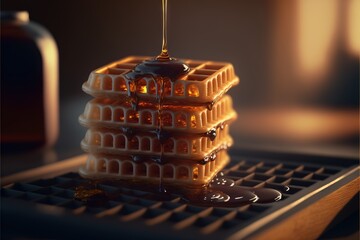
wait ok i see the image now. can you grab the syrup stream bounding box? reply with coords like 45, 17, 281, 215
158, 0, 169, 60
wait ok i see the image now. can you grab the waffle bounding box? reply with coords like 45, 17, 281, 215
81, 125, 232, 160
82, 56, 239, 105
79, 56, 239, 186
79, 95, 236, 133
79, 150, 229, 185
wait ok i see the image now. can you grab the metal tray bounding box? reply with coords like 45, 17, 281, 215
1, 149, 359, 239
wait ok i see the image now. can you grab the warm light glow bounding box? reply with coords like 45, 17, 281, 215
174, 83, 184, 96
127, 112, 139, 123
139, 85, 147, 93
175, 114, 187, 128
191, 115, 197, 128
118, 112, 125, 122
281, 111, 340, 140
38, 36, 59, 146
137, 79, 147, 93
297, 0, 337, 75
347, 0, 360, 54
187, 84, 200, 97
193, 167, 199, 180
234, 108, 359, 142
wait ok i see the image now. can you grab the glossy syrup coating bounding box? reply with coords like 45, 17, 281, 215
126, 57, 190, 82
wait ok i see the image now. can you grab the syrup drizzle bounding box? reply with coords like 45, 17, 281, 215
115, 110, 229, 142
128, 147, 228, 166
123, 0, 190, 192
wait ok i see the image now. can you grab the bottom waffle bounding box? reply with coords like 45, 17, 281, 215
79, 151, 229, 186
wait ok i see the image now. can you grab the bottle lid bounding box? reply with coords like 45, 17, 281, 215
1, 11, 29, 22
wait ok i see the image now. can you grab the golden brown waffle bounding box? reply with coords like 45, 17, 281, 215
82, 56, 239, 105
79, 95, 236, 133
81, 125, 232, 160
79, 150, 230, 186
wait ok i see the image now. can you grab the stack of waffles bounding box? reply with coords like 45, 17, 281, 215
79, 56, 239, 187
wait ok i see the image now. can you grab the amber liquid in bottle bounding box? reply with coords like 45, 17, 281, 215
1, 12, 58, 153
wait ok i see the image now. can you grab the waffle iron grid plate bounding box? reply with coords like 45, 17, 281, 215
1, 150, 359, 240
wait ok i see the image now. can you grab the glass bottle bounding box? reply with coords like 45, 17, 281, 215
1, 11, 59, 152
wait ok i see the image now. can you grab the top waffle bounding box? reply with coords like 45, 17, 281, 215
82, 56, 239, 104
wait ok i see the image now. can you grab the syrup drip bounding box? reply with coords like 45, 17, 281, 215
134, 152, 220, 171
74, 181, 109, 207
206, 127, 217, 141
123, 0, 190, 192
124, 59, 189, 191
116, 120, 229, 142
128, 146, 228, 166
206, 101, 215, 111
157, 77, 165, 192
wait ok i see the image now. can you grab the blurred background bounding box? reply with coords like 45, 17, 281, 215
1, 0, 359, 174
